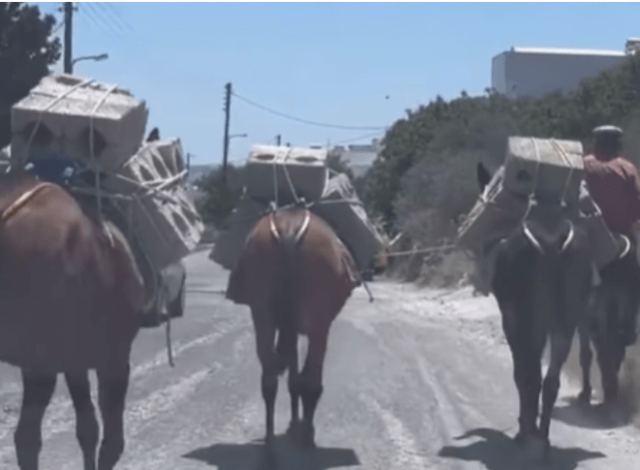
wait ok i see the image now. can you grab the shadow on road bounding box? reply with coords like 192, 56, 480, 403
552, 398, 632, 430
183, 435, 360, 470
438, 428, 606, 470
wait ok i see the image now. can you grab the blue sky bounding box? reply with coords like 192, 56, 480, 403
35, 2, 640, 165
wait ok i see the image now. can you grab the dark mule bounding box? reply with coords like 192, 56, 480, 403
476, 163, 593, 457
0, 173, 145, 470
577, 235, 640, 406
226, 207, 357, 448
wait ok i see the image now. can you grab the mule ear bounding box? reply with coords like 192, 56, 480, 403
477, 162, 492, 191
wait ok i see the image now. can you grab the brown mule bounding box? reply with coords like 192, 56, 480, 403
227, 207, 358, 448
0, 172, 145, 470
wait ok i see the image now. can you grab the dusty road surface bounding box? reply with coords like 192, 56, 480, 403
0, 251, 639, 469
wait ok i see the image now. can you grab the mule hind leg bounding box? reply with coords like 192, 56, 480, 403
14, 369, 57, 470
577, 322, 594, 405
66, 371, 99, 470
251, 307, 279, 444
96, 363, 130, 470
298, 326, 329, 448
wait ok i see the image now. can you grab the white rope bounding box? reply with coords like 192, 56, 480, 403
166, 307, 175, 367
551, 139, 575, 206
89, 84, 118, 220
271, 158, 279, 209
24, 78, 96, 161
281, 149, 302, 205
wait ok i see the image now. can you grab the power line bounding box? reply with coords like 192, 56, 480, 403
52, 19, 65, 35
334, 131, 385, 145
84, 3, 121, 39
232, 91, 387, 131
94, 3, 130, 35
101, 2, 135, 33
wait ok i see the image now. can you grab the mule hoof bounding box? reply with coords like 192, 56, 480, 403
520, 434, 550, 462
577, 390, 592, 407
286, 421, 300, 441
264, 432, 276, 447
298, 423, 316, 449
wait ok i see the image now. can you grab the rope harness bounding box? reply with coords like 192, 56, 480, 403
0, 183, 56, 223
519, 138, 576, 255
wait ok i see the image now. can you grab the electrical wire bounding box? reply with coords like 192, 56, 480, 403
232, 91, 387, 131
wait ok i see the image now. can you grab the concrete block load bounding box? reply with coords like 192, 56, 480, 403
244, 145, 328, 204
9, 73, 203, 272
211, 145, 385, 274
104, 139, 204, 270
313, 172, 385, 270
10, 74, 148, 172
504, 137, 584, 204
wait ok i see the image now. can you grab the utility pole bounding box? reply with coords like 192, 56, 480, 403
222, 82, 232, 185
63, 3, 74, 74
276, 134, 282, 146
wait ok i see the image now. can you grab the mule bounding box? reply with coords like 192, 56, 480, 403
226, 207, 358, 448
476, 163, 593, 457
577, 235, 640, 407
0, 172, 145, 470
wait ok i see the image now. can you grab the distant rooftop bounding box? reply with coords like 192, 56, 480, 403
509, 46, 626, 57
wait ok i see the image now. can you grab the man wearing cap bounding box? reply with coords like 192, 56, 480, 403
581, 125, 640, 402
583, 125, 640, 236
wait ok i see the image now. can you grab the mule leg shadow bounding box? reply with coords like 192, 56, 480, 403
438, 428, 606, 470
183, 434, 361, 470
553, 396, 632, 430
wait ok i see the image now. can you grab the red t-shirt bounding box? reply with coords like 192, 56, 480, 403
583, 154, 640, 234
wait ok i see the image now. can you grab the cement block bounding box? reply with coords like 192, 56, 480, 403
244, 145, 328, 204
10, 74, 148, 172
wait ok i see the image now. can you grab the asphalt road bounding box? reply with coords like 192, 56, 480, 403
0, 251, 639, 469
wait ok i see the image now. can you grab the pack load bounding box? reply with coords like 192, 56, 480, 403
209, 194, 265, 270
11, 75, 148, 172
103, 138, 204, 270
578, 181, 629, 269
313, 172, 385, 270
504, 137, 584, 204
244, 145, 328, 203
10, 74, 203, 272
211, 145, 385, 274
458, 137, 585, 293
457, 166, 529, 252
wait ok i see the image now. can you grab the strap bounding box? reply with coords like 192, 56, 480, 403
1, 182, 57, 223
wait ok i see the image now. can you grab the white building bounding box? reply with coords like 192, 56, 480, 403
492, 38, 640, 98
331, 139, 381, 178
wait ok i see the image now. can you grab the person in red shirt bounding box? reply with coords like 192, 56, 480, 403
583, 125, 640, 236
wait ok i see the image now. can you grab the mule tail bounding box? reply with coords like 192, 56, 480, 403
270, 210, 310, 375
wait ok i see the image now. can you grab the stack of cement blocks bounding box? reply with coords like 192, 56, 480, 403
458, 137, 585, 291
211, 145, 385, 273
11, 74, 148, 172
104, 138, 204, 270
11, 74, 203, 270
313, 172, 385, 270
244, 145, 328, 204
503, 137, 584, 204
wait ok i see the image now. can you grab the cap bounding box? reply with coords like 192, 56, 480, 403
593, 125, 623, 136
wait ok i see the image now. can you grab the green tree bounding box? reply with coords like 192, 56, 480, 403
359, 54, 640, 246
0, 3, 61, 146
